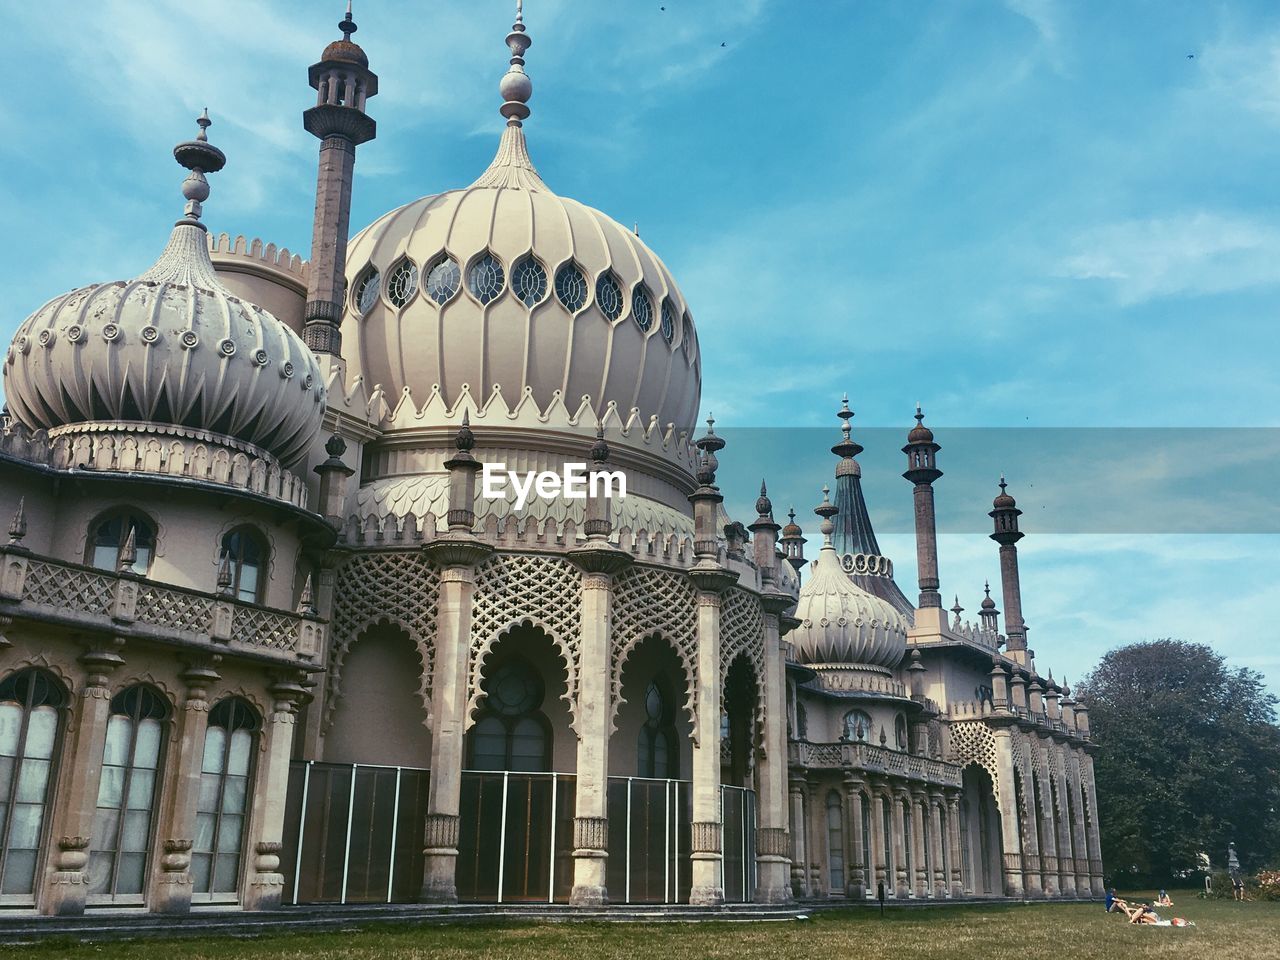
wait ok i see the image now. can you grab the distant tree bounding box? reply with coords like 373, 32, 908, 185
1077, 639, 1280, 883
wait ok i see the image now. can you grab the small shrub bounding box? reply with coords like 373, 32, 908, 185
1254, 870, 1280, 901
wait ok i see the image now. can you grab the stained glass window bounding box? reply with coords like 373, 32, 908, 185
425, 256, 461, 305
468, 253, 506, 305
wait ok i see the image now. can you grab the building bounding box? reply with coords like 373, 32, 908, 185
0, 4, 1101, 916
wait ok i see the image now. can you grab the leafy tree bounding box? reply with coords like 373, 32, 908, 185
1077, 639, 1280, 883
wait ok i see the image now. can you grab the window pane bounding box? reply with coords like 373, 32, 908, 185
96, 764, 125, 808
102, 715, 133, 767
0, 849, 37, 895
133, 719, 162, 769
25, 708, 58, 759
121, 809, 152, 852
190, 852, 212, 893
126, 769, 155, 811
217, 814, 244, 853
213, 853, 240, 893
0, 703, 20, 756
92, 807, 121, 855
194, 810, 216, 852
0, 756, 14, 799
196, 773, 221, 815
228, 729, 252, 777
237, 563, 259, 603
86, 850, 114, 895
116, 851, 146, 895
202, 728, 227, 775
8, 802, 45, 847
91, 544, 118, 571
131, 545, 153, 575
222, 775, 247, 815
14, 758, 50, 804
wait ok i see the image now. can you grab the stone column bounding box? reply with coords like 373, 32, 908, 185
806, 778, 825, 897
928, 790, 946, 898
149, 657, 219, 914
755, 592, 794, 904
868, 781, 888, 897
40, 640, 124, 915
945, 790, 964, 898
567, 542, 631, 905
1035, 756, 1060, 898
789, 780, 809, 898
242, 674, 305, 910
890, 786, 909, 898
1082, 755, 1105, 896
1066, 751, 1090, 896
910, 789, 929, 897
1051, 752, 1077, 898
420, 541, 491, 902
843, 774, 867, 899
991, 726, 1026, 898
688, 568, 736, 906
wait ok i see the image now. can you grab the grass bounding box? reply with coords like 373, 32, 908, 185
4, 895, 1278, 960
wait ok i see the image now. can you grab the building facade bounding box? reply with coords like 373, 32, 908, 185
0, 5, 1101, 916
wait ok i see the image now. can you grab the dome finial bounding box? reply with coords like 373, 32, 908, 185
814, 484, 838, 542
340, 0, 357, 40
172, 110, 226, 227
500, 0, 533, 126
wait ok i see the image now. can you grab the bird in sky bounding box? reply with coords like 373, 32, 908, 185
1187, 53, 1195, 59
721, 41, 727, 47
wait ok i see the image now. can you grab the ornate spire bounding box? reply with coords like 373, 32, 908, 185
814, 485, 838, 543
755, 479, 772, 517
951, 595, 964, 628
472, 1, 548, 190
172, 109, 226, 228
340, 0, 356, 40
7, 498, 26, 546
831, 394, 864, 460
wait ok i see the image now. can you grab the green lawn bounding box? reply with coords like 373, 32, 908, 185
6, 897, 1279, 960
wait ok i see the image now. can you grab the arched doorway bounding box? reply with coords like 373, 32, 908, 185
609, 635, 694, 903
457, 622, 574, 902
721, 654, 759, 903
325, 622, 430, 767
961, 764, 1003, 896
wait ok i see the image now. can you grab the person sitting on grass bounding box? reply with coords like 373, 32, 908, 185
1105, 888, 1127, 912
1157, 890, 1173, 907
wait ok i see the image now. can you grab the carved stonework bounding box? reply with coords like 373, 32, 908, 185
424, 813, 460, 850
161, 838, 193, 874
572, 816, 609, 852
690, 821, 723, 855
756, 827, 790, 858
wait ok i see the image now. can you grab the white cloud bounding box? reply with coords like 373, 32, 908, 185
1055, 212, 1280, 304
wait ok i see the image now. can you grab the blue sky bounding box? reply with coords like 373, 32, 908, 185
1, 1, 1277, 694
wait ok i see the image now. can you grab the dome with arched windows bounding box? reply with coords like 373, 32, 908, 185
340, 50, 700, 439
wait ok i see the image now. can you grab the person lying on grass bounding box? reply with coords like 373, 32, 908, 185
1118, 902, 1195, 927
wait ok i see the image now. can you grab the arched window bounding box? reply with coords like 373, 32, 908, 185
467, 252, 506, 305
192, 697, 258, 898
424, 255, 461, 305
554, 262, 587, 312
894, 714, 908, 750
87, 509, 156, 575
220, 527, 268, 603
826, 791, 845, 893
637, 680, 678, 779
88, 685, 168, 900
0, 668, 66, 897
843, 709, 873, 742
467, 658, 550, 772
861, 792, 873, 892
794, 701, 807, 740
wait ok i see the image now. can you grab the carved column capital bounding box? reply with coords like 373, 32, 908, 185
572, 816, 609, 854
424, 813, 460, 852
691, 820, 723, 855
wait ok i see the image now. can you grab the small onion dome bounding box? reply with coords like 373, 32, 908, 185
908, 403, 933, 443
2, 116, 324, 466
980, 581, 997, 610
789, 538, 909, 669
993, 475, 1017, 509
323, 4, 368, 66
781, 507, 802, 539
322, 39, 368, 67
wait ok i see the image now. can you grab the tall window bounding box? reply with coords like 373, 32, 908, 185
860, 793, 872, 893
903, 799, 913, 893
0, 668, 66, 897
220, 527, 268, 603
88, 685, 168, 900
894, 714, 909, 750
637, 680, 678, 779
843, 709, 873, 742
467, 658, 550, 772
826, 791, 845, 893
87, 510, 155, 575
192, 697, 258, 898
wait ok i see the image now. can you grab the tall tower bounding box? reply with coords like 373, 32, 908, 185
989, 476, 1028, 657
302, 2, 378, 357
902, 403, 943, 612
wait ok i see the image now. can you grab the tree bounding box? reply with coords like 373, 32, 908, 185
1077, 639, 1280, 883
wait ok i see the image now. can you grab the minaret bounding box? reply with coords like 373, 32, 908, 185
302, 2, 379, 357
902, 403, 943, 611
978, 580, 1000, 637
989, 476, 1029, 658
779, 507, 807, 580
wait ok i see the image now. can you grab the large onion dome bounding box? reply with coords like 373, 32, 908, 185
339, 5, 700, 437
3, 115, 325, 466
790, 498, 909, 671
